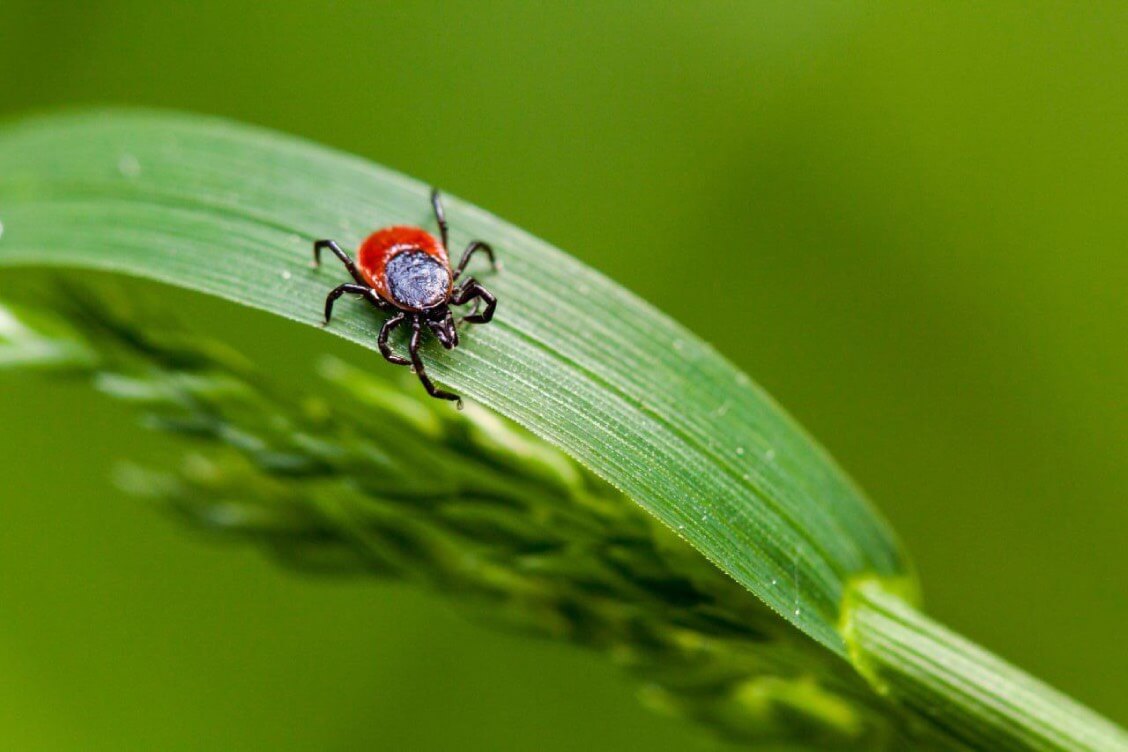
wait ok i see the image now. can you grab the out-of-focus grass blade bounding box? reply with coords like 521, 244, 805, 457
0, 110, 911, 653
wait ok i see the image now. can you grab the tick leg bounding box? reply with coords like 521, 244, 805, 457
454, 241, 499, 280
313, 240, 366, 285
460, 298, 482, 322
430, 188, 449, 250
362, 287, 396, 313
451, 278, 497, 324
409, 316, 462, 407
377, 313, 411, 366
323, 283, 371, 325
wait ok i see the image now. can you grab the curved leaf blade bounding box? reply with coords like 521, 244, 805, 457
0, 110, 911, 652
844, 579, 1128, 752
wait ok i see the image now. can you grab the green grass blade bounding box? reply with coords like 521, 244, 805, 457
4, 111, 1124, 752
843, 580, 1128, 752
0, 109, 911, 652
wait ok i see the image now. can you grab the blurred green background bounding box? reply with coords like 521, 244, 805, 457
1, 2, 1124, 749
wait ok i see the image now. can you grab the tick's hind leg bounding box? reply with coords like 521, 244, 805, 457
451, 278, 496, 324
378, 313, 411, 366
409, 317, 462, 407
313, 240, 366, 285
322, 283, 371, 325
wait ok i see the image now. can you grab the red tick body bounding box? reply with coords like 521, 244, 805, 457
313, 189, 499, 407
357, 225, 451, 309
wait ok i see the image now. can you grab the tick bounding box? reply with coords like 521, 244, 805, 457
313, 189, 498, 407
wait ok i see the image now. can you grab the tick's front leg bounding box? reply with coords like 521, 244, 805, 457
451, 278, 497, 324
378, 313, 411, 366
408, 317, 462, 407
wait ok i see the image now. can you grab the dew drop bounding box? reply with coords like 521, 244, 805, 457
765, 448, 776, 461
735, 446, 745, 456
117, 154, 142, 178
281, 269, 292, 281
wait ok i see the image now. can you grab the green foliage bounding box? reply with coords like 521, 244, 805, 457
0, 286, 936, 750
0, 109, 908, 654
1, 112, 1124, 752
842, 581, 1128, 752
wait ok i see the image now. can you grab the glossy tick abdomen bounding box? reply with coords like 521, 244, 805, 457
386, 251, 451, 310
